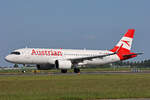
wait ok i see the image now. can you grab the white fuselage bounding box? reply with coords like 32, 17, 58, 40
5, 48, 120, 66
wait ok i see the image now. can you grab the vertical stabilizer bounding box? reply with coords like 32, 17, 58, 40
110, 29, 135, 53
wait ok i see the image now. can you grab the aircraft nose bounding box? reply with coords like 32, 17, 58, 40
5, 55, 13, 62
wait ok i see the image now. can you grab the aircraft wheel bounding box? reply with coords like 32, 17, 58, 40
74, 68, 80, 73
61, 69, 67, 73
22, 70, 26, 73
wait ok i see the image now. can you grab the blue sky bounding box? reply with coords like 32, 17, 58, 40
0, 0, 150, 66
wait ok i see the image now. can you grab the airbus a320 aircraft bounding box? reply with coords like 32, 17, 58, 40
5, 29, 143, 73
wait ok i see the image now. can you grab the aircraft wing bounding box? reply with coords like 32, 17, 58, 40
68, 44, 122, 64
68, 52, 117, 64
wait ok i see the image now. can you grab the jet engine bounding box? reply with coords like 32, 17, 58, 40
55, 60, 72, 69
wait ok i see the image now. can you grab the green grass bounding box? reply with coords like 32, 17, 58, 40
0, 74, 150, 100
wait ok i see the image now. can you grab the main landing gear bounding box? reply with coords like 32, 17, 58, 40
61, 69, 67, 73
74, 68, 80, 73
60, 68, 80, 73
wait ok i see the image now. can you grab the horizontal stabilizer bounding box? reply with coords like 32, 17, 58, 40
123, 53, 143, 58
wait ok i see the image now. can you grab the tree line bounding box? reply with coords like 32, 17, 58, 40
114, 59, 150, 68
85, 59, 150, 68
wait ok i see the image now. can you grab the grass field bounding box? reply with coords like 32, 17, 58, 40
0, 74, 150, 100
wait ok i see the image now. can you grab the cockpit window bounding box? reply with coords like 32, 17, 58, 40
11, 52, 21, 55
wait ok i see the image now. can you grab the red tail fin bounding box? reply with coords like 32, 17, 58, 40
110, 29, 135, 60
110, 29, 135, 53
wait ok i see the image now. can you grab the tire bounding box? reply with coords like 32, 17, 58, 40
74, 68, 80, 73
61, 69, 67, 73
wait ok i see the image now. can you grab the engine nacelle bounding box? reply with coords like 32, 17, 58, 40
55, 60, 72, 69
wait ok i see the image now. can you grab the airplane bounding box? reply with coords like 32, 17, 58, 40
5, 29, 143, 73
